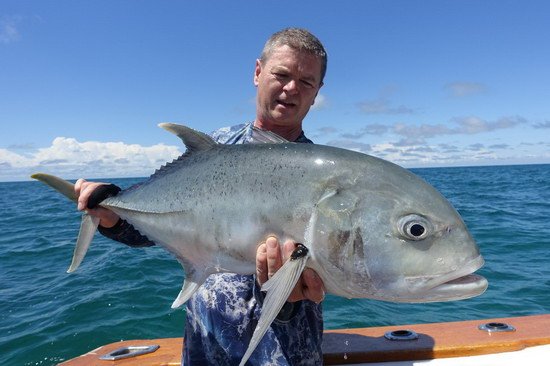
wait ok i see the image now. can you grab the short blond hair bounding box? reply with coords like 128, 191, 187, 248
260, 28, 327, 83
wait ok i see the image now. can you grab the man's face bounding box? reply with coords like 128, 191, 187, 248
254, 45, 323, 128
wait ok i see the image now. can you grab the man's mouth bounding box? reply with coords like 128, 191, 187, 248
276, 99, 297, 108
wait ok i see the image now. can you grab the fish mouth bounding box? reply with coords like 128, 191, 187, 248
424, 272, 488, 302
403, 255, 488, 303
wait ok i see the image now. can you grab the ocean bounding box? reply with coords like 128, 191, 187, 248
1, 164, 549, 365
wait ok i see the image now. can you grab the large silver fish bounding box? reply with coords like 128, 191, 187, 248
32, 123, 488, 365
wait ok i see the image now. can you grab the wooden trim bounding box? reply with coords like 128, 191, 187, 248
59, 338, 182, 366
60, 314, 550, 365
323, 314, 550, 364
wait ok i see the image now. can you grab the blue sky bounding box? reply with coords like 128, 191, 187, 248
1, 0, 549, 181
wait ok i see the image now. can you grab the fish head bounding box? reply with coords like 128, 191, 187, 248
310, 159, 487, 303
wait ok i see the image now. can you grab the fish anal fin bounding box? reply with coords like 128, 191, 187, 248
170, 265, 209, 309
171, 280, 201, 309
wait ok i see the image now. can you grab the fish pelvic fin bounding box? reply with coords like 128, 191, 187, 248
67, 214, 100, 273
31, 173, 77, 202
159, 123, 217, 153
239, 245, 310, 366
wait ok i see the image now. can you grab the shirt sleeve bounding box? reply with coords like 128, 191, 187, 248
97, 219, 155, 247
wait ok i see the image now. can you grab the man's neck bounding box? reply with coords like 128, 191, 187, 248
253, 120, 303, 141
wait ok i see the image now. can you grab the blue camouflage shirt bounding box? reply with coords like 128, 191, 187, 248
184, 123, 322, 366
99, 122, 323, 365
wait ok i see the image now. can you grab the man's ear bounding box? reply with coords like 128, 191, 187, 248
253, 59, 262, 86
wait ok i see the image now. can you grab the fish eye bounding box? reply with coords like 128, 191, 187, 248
398, 214, 432, 241
409, 223, 425, 237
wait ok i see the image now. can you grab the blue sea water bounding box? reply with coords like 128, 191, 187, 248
1, 164, 549, 365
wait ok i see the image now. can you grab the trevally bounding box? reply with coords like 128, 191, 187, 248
32, 123, 488, 366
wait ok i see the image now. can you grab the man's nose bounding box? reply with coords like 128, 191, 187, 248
283, 79, 299, 94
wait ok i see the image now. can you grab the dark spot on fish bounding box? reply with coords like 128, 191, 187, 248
328, 230, 351, 266
336, 230, 351, 243
353, 227, 364, 259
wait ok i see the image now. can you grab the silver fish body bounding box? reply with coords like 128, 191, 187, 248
32, 123, 487, 365
100, 125, 486, 303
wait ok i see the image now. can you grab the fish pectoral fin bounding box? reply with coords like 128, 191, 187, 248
67, 214, 100, 273
239, 245, 310, 366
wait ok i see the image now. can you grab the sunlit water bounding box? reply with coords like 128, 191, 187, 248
1, 164, 549, 365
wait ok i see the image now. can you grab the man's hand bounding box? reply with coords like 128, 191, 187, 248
74, 178, 120, 228
256, 236, 325, 303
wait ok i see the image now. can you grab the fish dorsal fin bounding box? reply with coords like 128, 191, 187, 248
150, 123, 218, 180
250, 125, 289, 143
159, 123, 217, 153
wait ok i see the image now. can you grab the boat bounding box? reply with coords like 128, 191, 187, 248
59, 313, 550, 365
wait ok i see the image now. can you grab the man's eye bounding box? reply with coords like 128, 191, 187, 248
301, 80, 314, 88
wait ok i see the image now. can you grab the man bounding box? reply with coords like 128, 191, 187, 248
76, 28, 327, 365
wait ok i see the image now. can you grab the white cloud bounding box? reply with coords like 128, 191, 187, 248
357, 98, 415, 115
318, 115, 548, 167
1, 138, 182, 182
311, 93, 328, 110
325, 139, 371, 153
533, 120, 550, 129
452, 116, 524, 134
0, 17, 21, 44
390, 116, 526, 146
339, 124, 390, 139
357, 86, 416, 115
333, 116, 526, 148
445, 82, 487, 97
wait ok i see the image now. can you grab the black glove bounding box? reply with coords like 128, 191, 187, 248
87, 184, 121, 209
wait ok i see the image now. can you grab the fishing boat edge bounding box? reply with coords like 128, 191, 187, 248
58, 314, 550, 365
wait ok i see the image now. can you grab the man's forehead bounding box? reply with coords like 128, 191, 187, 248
266, 45, 320, 61
265, 46, 322, 78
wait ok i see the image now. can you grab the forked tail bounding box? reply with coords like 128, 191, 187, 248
31, 173, 99, 273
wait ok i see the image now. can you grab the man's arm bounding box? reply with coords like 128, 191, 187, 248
75, 179, 154, 247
